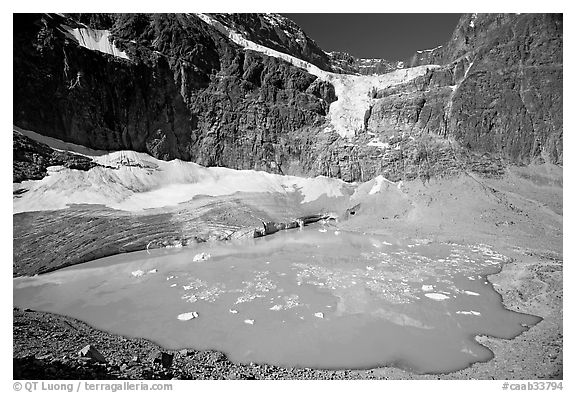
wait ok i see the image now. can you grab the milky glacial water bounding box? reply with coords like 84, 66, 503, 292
13, 228, 540, 373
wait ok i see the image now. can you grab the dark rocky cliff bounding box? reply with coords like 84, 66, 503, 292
13, 13, 562, 184
14, 13, 335, 175
396, 13, 563, 165
13, 130, 97, 183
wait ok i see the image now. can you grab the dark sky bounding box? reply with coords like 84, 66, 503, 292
282, 14, 462, 60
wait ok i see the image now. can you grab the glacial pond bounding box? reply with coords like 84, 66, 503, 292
13, 226, 541, 373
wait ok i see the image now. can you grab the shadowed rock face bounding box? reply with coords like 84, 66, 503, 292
13, 131, 97, 182
13, 13, 335, 177
13, 13, 562, 183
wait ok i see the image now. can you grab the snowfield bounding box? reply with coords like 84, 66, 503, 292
13, 130, 349, 214
65, 27, 129, 60
194, 13, 439, 139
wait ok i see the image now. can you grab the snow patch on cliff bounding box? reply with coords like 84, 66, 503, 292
416, 45, 443, 54
66, 27, 129, 59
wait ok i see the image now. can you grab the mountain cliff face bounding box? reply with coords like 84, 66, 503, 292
14, 13, 335, 175
400, 13, 563, 164
13, 13, 562, 183
207, 13, 334, 72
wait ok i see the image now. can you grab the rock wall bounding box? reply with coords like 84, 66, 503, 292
13, 13, 562, 184
13, 13, 335, 177
399, 13, 563, 165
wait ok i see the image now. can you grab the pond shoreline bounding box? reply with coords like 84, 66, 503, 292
13, 171, 563, 379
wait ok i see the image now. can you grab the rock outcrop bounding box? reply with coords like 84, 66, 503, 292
327, 51, 402, 75
13, 130, 97, 182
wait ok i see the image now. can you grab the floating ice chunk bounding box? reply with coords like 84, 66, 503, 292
460, 347, 478, 356
185, 295, 197, 303
229, 309, 238, 314
314, 312, 324, 319
370, 241, 382, 248
467, 276, 476, 281
193, 252, 211, 262
148, 269, 158, 274
464, 290, 480, 296
170, 284, 177, 287
166, 275, 175, 280
244, 319, 254, 325
177, 311, 198, 321
425, 293, 450, 301
270, 305, 283, 311
382, 241, 392, 246
456, 310, 481, 316
421, 285, 434, 292
131, 270, 145, 277
319, 228, 327, 233
366, 266, 374, 271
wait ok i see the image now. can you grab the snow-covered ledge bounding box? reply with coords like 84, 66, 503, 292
66, 27, 129, 60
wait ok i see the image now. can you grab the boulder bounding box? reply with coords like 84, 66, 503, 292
77, 345, 106, 363
150, 350, 174, 369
